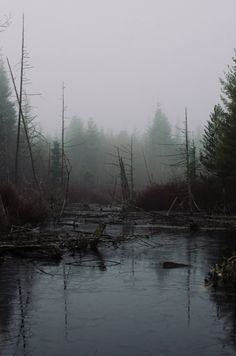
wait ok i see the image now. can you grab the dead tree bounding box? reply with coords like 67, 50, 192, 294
7, 58, 41, 192
8, 15, 41, 192
142, 147, 153, 186
185, 108, 193, 212
61, 82, 65, 186
59, 152, 72, 218
64, 154, 72, 203
156, 109, 199, 213
118, 136, 136, 201
117, 148, 130, 203
15, 14, 25, 186
130, 135, 134, 201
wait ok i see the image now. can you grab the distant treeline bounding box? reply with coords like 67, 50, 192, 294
0, 56, 199, 193
1, 48, 236, 211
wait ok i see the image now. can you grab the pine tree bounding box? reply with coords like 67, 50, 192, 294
147, 106, 175, 182
200, 104, 225, 176
217, 53, 236, 183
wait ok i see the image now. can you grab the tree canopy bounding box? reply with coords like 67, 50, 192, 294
201, 52, 236, 185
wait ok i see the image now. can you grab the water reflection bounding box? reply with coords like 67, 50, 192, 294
1, 232, 236, 355
0, 261, 34, 356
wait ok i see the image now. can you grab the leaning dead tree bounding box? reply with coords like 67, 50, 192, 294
7, 15, 41, 192
117, 135, 135, 201
142, 147, 153, 186
117, 147, 130, 203
7, 58, 40, 192
106, 139, 135, 205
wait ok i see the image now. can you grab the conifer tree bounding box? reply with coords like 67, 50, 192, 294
217, 53, 236, 183
200, 104, 224, 176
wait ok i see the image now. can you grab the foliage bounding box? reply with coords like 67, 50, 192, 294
200, 51, 236, 194
145, 107, 176, 182
201, 105, 225, 177
218, 54, 236, 184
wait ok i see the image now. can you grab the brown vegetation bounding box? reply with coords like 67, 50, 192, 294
0, 184, 50, 231
136, 179, 236, 213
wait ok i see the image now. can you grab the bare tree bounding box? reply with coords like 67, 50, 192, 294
61, 82, 65, 186
7, 58, 40, 192
15, 14, 25, 185
185, 108, 193, 212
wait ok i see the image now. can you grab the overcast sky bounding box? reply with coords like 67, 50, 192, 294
1, 0, 236, 135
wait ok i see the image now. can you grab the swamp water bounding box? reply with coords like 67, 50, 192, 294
1, 228, 236, 356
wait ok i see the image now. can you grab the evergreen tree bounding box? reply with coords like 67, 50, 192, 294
83, 118, 102, 185
217, 53, 236, 183
200, 104, 225, 176
146, 106, 174, 182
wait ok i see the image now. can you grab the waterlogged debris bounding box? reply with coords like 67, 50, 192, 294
66, 259, 120, 268
162, 261, 191, 268
205, 255, 236, 287
0, 243, 62, 260
0, 221, 110, 261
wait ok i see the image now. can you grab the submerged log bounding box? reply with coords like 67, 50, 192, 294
162, 261, 190, 268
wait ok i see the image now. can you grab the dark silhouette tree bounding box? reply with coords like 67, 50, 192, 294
217, 53, 236, 184
200, 104, 225, 177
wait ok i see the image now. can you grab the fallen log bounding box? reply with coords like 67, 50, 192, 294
0, 243, 62, 260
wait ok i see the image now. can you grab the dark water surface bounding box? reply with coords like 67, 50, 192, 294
1, 230, 236, 356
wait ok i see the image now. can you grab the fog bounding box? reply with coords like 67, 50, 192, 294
1, 0, 236, 134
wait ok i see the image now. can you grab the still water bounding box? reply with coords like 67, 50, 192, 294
0, 230, 236, 356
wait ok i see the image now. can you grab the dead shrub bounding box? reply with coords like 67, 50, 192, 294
136, 178, 236, 213
0, 184, 50, 229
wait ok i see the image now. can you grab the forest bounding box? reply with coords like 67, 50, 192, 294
1, 16, 236, 232
2, 7, 236, 356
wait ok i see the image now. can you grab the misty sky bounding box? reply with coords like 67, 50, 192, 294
1, 0, 236, 135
